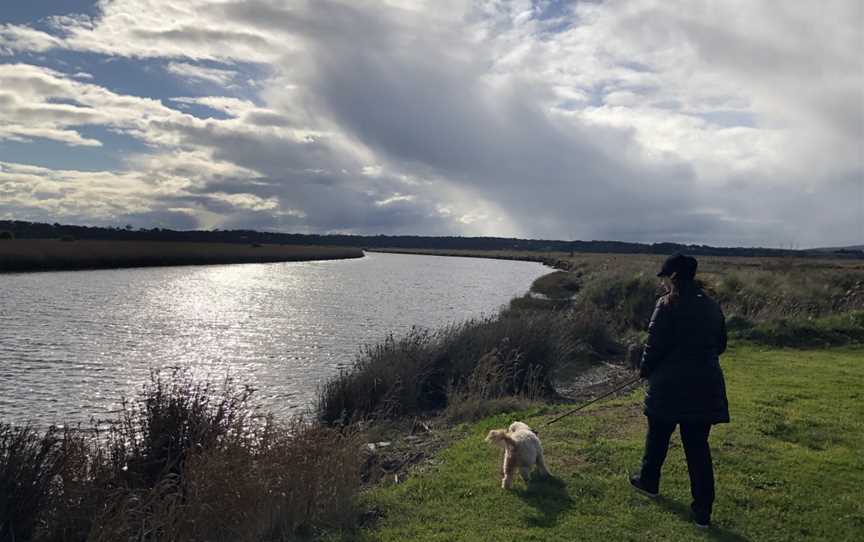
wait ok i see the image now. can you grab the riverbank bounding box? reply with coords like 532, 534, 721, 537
0, 263, 620, 541
0, 239, 364, 272
366, 247, 578, 271
5, 250, 864, 540
348, 345, 864, 541
373, 248, 864, 326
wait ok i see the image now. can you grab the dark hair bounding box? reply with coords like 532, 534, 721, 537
665, 273, 697, 305
658, 254, 698, 306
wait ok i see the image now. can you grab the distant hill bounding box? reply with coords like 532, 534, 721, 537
1, 219, 861, 259
809, 245, 864, 253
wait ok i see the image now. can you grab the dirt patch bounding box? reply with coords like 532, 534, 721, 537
360, 418, 452, 487
555, 361, 639, 403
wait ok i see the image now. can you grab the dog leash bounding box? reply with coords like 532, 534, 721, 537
544, 375, 643, 426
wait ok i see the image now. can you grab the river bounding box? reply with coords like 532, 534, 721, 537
0, 252, 548, 426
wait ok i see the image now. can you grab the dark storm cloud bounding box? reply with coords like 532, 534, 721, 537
236, 0, 703, 240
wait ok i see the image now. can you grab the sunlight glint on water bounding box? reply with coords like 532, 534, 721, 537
0, 252, 548, 426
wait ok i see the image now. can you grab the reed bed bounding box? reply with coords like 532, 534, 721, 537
0, 371, 362, 542
0, 239, 363, 272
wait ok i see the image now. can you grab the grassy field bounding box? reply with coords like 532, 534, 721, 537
0, 239, 364, 272
376, 248, 864, 326
344, 345, 863, 542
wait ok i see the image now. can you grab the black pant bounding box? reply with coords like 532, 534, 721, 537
639, 417, 715, 517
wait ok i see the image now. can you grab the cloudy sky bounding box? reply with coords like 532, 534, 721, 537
0, 1, 861, 247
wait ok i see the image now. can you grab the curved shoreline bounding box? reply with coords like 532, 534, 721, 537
0, 239, 364, 273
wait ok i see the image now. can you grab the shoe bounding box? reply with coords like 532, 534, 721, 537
692, 509, 711, 529
628, 474, 658, 498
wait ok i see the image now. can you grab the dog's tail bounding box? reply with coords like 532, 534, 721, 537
485, 429, 516, 447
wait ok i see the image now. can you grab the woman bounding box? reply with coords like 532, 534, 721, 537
629, 253, 729, 529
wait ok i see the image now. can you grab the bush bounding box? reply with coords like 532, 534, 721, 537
443, 395, 536, 424
735, 311, 864, 347
0, 230, 13, 240
109, 370, 257, 488
703, 267, 864, 321
317, 329, 440, 424
725, 314, 755, 332
0, 425, 63, 542
316, 306, 620, 425
576, 272, 659, 331
507, 294, 570, 312
530, 271, 582, 299
0, 371, 363, 542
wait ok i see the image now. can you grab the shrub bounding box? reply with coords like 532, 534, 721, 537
0, 425, 62, 542
443, 344, 547, 423
575, 272, 659, 331
443, 395, 536, 424
735, 311, 864, 347
0, 230, 13, 240
316, 328, 441, 424
441, 313, 577, 394
725, 314, 755, 332
316, 305, 620, 425
507, 294, 569, 312
0, 371, 364, 542
530, 271, 582, 299
109, 370, 257, 488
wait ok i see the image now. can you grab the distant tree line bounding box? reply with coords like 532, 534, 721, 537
0, 219, 859, 259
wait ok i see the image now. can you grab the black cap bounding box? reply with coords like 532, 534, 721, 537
657, 253, 697, 279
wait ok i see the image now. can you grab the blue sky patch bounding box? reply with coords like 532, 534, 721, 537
0, 0, 100, 26
0, 126, 150, 171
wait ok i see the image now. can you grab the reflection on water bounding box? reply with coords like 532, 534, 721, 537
0, 252, 548, 426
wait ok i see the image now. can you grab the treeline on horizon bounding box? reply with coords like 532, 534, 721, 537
1, 219, 861, 259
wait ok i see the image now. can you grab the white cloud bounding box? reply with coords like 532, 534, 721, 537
0, 160, 161, 220
361, 164, 383, 177
374, 193, 415, 207
170, 96, 255, 117
0, 24, 62, 55
0, 63, 187, 147
0, 0, 861, 246
211, 192, 279, 211
165, 62, 238, 85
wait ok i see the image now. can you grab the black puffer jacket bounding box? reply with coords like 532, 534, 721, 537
640, 288, 730, 424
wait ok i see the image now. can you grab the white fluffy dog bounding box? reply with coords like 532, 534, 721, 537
485, 421, 550, 489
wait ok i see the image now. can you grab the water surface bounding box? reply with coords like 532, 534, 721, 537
0, 252, 547, 425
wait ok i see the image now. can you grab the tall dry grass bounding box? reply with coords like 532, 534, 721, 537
1, 371, 362, 542
538, 253, 864, 344
556, 251, 864, 324
316, 307, 621, 425
0, 239, 363, 272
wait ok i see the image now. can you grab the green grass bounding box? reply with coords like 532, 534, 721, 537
343, 345, 864, 541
